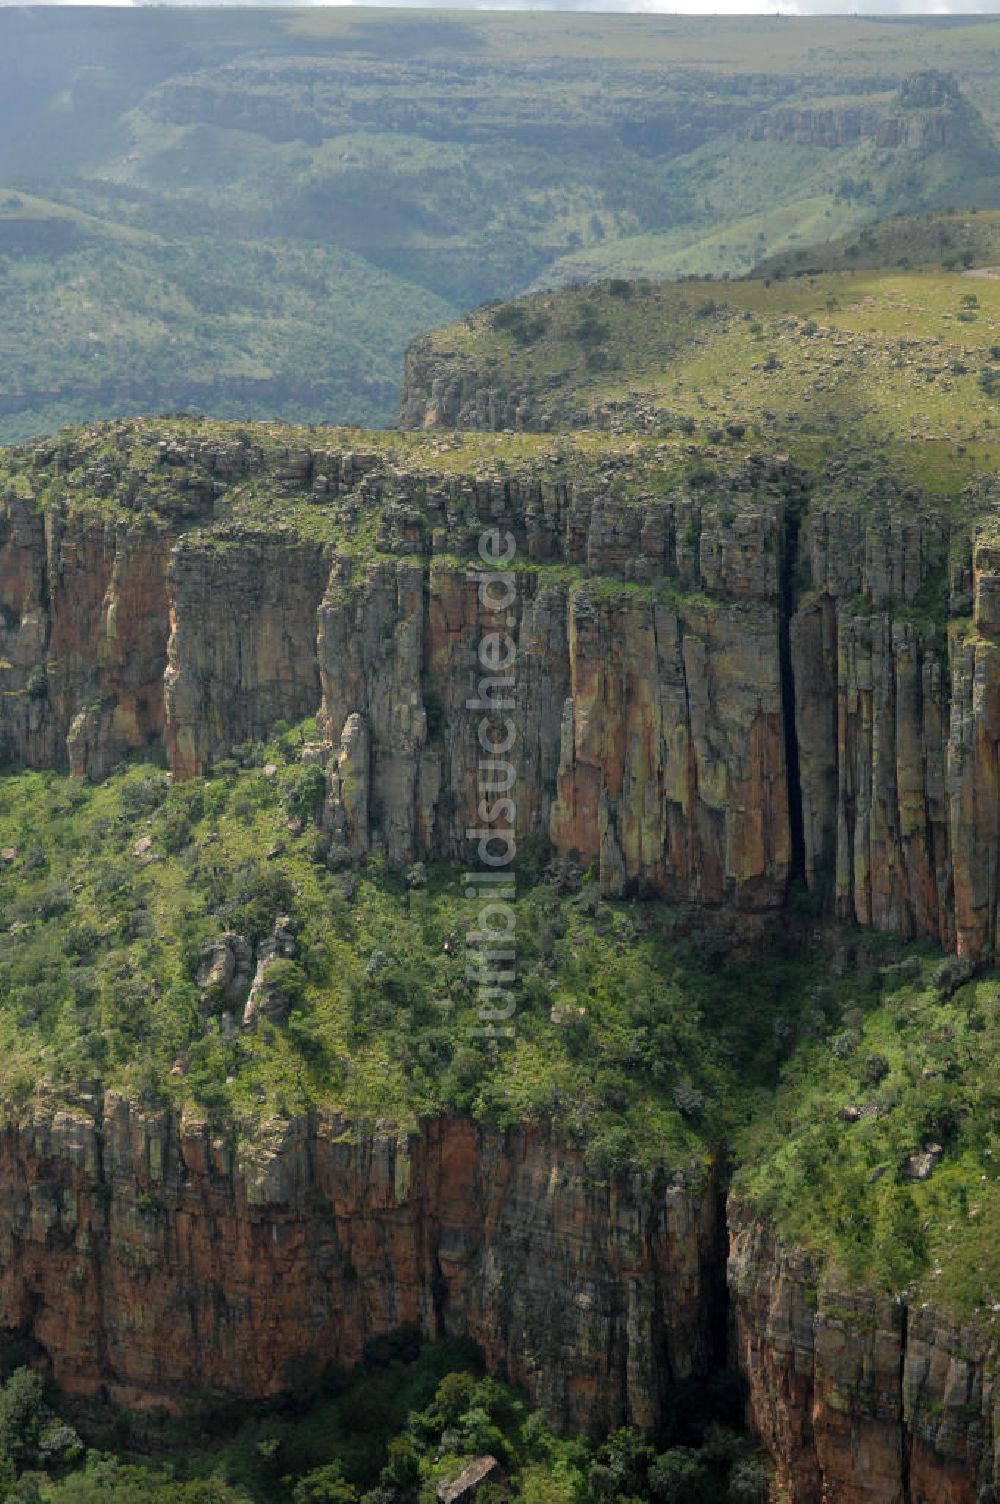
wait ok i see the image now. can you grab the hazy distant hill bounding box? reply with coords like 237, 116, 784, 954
5, 10, 1000, 436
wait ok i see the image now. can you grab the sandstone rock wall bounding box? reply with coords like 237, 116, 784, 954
3, 1080, 994, 1497
0, 465, 798, 911
164, 530, 331, 779
728, 1200, 996, 1504
790, 496, 955, 949
0, 496, 172, 776
0, 1091, 719, 1435
5, 459, 1000, 955
398, 337, 529, 432
320, 468, 794, 904
747, 71, 973, 152
316, 545, 790, 905
747, 105, 879, 148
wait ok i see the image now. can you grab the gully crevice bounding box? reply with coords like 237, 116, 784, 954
778, 490, 808, 889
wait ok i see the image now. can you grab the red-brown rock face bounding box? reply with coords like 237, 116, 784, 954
0, 1093, 719, 1434
791, 498, 957, 951
0, 499, 171, 775
4, 437, 1000, 1496
728, 1202, 996, 1504
5, 450, 1000, 958
317, 533, 790, 906
0, 459, 798, 913
164, 531, 331, 779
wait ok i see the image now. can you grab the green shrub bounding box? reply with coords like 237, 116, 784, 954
648, 1449, 710, 1503
292, 1463, 359, 1504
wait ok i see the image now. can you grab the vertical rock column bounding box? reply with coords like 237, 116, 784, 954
947, 537, 1000, 958
791, 498, 952, 948
729, 1200, 995, 1504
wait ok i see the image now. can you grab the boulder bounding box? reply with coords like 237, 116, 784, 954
901, 1143, 943, 1181
196, 933, 254, 1008
436, 1457, 506, 1504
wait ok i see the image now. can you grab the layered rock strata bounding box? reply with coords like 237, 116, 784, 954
3, 435, 1000, 1494
0, 457, 799, 912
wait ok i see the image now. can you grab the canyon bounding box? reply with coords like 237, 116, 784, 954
1, 422, 999, 1499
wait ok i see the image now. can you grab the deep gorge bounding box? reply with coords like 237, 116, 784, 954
0, 424, 998, 1501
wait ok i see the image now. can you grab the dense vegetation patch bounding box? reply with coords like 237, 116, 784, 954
0, 740, 821, 1177
736, 950, 1000, 1313
2, 738, 996, 1315
0, 1335, 769, 1504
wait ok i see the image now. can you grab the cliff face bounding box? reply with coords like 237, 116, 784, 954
876, 69, 973, 151
0, 497, 172, 778
5, 444, 1000, 959
790, 496, 954, 949
4, 1082, 994, 1495
728, 1201, 995, 1504
316, 476, 792, 906
165, 530, 331, 780
0, 1090, 719, 1436
748, 71, 975, 152
791, 498, 1000, 961
748, 105, 878, 148
0, 455, 798, 911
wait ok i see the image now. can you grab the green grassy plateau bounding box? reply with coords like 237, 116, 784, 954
408, 213, 1000, 494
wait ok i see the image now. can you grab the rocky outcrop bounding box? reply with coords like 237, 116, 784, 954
747, 72, 977, 154
728, 1201, 996, 1504
0, 1090, 720, 1435
241, 914, 299, 1028
314, 468, 795, 905
789, 496, 1000, 963
748, 105, 878, 149
877, 70, 978, 151
2, 1077, 994, 1496
164, 529, 330, 778
790, 492, 955, 948
398, 338, 531, 432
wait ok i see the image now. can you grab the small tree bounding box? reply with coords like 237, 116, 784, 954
0, 1368, 46, 1470
292, 1462, 359, 1504
648, 1449, 710, 1504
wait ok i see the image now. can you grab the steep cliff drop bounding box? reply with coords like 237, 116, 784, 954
0, 1101, 722, 1438
0, 423, 999, 1499
728, 1205, 993, 1504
